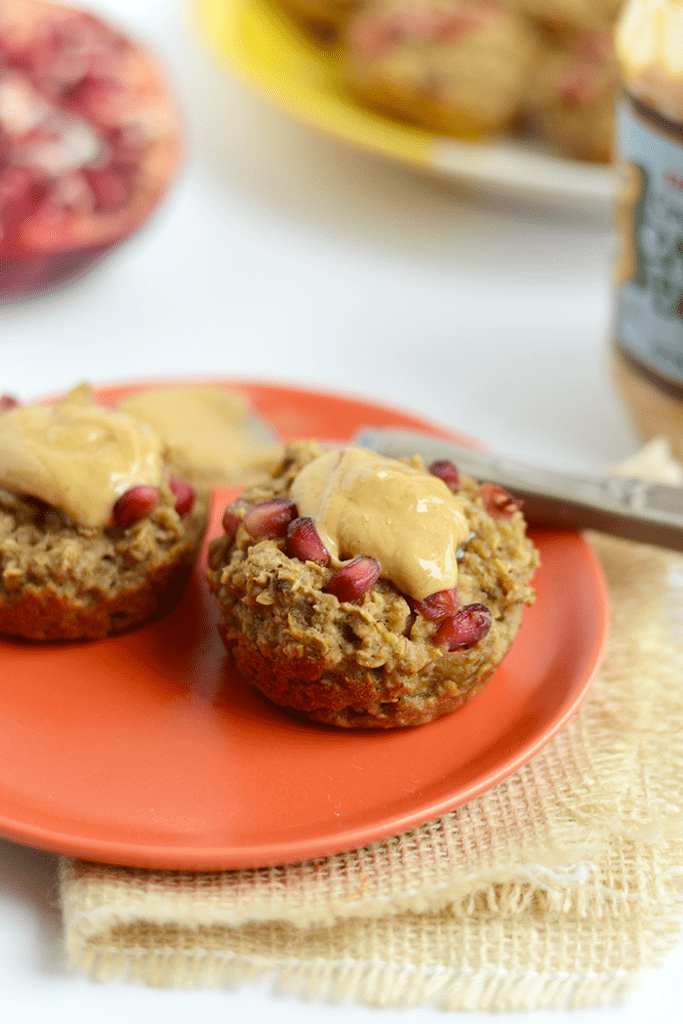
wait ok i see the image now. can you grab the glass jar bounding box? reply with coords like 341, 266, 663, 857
611, 0, 683, 458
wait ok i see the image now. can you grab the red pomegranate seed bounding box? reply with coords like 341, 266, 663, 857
413, 586, 459, 621
325, 556, 381, 603
243, 498, 297, 539
478, 482, 523, 518
83, 168, 131, 211
112, 484, 159, 528
108, 124, 147, 163
169, 477, 195, 519
222, 499, 247, 543
0, 395, 20, 411
429, 459, 459, 492
286, 517, 331, 566
435, 603, 492, 650
47, 171, 96, 215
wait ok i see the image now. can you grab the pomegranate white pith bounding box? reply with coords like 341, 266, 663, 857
0, 0, 182, 297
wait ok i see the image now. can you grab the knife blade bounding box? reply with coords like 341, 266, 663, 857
354, 427, 683, 552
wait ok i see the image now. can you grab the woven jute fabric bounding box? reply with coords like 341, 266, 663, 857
59, 442, 683, 1011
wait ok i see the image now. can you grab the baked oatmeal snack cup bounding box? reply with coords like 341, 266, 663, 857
208, 441, 538, 728
0, 384, 209, 641
343, 0, 540, 140
524, 26, 617, 162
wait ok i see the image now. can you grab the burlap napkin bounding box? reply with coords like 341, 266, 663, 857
59, 441, 683, 1011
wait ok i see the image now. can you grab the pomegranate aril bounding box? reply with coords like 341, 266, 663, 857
0, 167, 33, 205
0, 72, 50, 135
243, 498, 297, 539
112, 484, 159, 528
325, 556, 381, 603
435, 603, 492, 650
169, 477, 194, 519
429, 459, 459, 492
286, 517, 331, 566
221, 499, 247, 542
29, 15, 120, 92
108, 123, 146, 162
0, 395, 20, 411
413, 586, 459, 621
83, 167, 130, 211
478, 482, 522, 518
48, 172, 96, 214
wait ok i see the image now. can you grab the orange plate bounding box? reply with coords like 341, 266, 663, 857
0, 379, 609, 869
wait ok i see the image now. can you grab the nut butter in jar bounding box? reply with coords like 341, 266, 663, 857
611, 0, 683, 458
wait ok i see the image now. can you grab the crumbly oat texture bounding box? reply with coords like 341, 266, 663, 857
0, 479, 209, 641
207, 441, 538, 728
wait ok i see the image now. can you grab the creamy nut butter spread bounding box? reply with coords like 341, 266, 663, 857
119, 385, 279, 483
290, 446, 470, 600
0, 387, 162, 528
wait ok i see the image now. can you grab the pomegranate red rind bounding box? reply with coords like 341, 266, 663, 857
0, 0, 183, 298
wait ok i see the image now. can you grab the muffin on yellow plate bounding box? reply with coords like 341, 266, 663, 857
524, 27, 617, 162
342, 0, 540, 140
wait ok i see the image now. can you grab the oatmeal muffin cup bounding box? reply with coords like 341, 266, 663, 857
524, 27, 617, 162
342, 0, 540, 140
208, 441, 538, 728
0, 385, 209, 641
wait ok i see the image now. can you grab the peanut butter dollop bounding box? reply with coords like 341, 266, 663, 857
118, 385, 280, 484
0, 386, 163, 528
290, 446, 470, 601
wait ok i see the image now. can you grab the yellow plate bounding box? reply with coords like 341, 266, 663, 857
192, 0, 617, 208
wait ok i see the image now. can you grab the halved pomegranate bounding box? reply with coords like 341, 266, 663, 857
0, 0, 183, 298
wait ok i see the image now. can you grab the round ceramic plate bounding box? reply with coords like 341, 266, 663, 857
191, 0, 617, 209
0, 379, 609, 870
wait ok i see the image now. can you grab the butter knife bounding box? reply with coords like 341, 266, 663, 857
354, 427, 683, 552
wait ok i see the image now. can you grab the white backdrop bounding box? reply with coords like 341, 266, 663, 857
2, 1, 681, 1020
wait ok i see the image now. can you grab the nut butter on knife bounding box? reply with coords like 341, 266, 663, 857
354, 428, 683, 553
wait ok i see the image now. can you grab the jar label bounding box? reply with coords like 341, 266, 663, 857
615, 97, 683, 385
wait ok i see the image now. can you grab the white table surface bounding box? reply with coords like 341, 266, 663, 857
2, 0, 681, 1020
